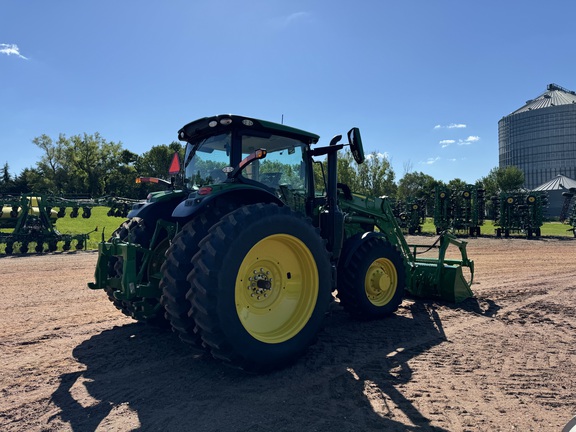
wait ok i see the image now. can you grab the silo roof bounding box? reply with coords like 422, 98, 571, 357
533, 174, 576, 191
511, 83, 576, 115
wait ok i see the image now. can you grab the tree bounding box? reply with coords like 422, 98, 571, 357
135, 142, 184, 178
1, 162, 10, 184
397, 171, 438, 201
480, 166, 525, 195
447, 178, 468, 191
0, 162, 14, 193
31, 134, 69, 192
356, 151, 396, 197
397, 171, 440, 215
32, 132, 128, 196
312, 149, 397, 198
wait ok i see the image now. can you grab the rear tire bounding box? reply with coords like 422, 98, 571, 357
337, 236, 405, 320
188, 203, 332, 372
160, 207, 232, 347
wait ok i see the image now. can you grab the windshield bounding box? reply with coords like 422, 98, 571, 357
184, 133, 231, 188
184, 131, 307, 193
240, 135, 306, 190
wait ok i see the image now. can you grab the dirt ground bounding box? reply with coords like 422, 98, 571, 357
0, 236, 574, 432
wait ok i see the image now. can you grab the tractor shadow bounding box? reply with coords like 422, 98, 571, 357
49, 297, 498, 432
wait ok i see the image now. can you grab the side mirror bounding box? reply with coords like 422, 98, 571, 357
348, 127, 365, 164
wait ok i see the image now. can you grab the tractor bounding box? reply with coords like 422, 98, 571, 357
89, 114, 474, 372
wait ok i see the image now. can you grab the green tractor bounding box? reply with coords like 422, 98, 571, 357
89, 114, 474, 372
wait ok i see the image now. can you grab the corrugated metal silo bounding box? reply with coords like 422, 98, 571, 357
498, 83, 576, 189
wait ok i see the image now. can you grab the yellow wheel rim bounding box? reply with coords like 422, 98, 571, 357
364, 258, 397, 307
235, 234, 318, 344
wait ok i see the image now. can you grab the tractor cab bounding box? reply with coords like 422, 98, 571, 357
177, 115, 320, 215
176, 114, 365, 220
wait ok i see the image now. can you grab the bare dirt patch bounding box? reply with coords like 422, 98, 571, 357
0, 237, 574, 431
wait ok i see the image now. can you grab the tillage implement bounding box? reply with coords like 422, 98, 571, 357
89, 114, 475, 372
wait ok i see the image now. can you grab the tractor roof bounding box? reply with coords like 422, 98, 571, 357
178, 114, 320, 145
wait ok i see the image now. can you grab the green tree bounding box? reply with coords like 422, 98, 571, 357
447, 178, 468, 191
480, 166, 525, 195
1, 162, 10, 184
355, 151, 396, 197
135, 142, 184, 178
0, 162, 13, 193
312, 149, 396, 198
32, 132, 127, 196
31, 134, 69, 192
397, 171, 438, 201
11, 168, 42, 194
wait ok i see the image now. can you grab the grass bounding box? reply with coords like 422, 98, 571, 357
54, 206, 125, 249
420, 217, 574, 237
0, 206, 124, 253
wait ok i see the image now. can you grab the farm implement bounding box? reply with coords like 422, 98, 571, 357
392, 197, 426, 234
0, 194, 99, 254
492, 191, 548, 238
434, 184, 485, 236
0, 193, 134, 255
88, 114, 474, 372
560, 187, 576, 237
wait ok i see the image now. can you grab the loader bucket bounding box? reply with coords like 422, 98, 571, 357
409, 261, 473, 303
406, 234, 474, 303
441, 264, 473, 303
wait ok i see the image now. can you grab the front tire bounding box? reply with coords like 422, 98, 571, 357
188, 203, 332, 372
337, 236, 405, 320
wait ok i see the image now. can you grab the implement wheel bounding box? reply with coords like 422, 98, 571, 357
338, 236, 405, 320
160, 206, 232, 347
189, 203, 331, 372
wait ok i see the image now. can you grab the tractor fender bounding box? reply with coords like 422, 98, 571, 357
171, 185, 283, 219
127, 194, 186, 221
339, 231, 387, 268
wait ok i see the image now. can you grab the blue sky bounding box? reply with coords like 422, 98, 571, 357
2, 0, 576, 185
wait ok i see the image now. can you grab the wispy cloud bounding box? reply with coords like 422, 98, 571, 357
285, 12, 310, 25
434, 123, 467, 129
440, 136, 480, 148
270, 11, 312, 29
366, 151, 390, 160
420, 156, 440, 165
458, 136, 480, 145
0, 44, 28, 60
